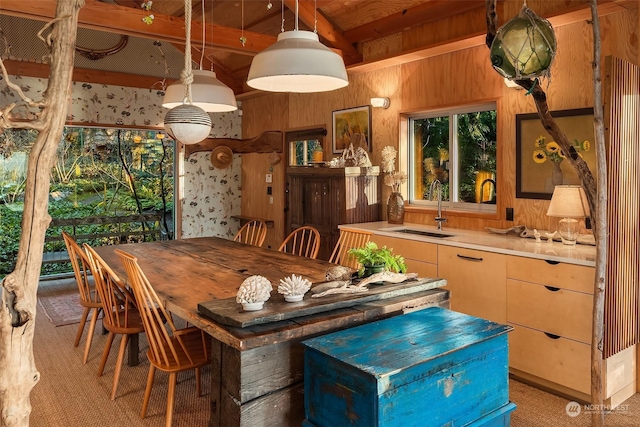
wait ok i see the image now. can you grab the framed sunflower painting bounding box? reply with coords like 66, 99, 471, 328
515, 108, 595, 200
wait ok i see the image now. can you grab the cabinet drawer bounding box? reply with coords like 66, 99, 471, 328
506, 256, 594, 294
509, 324, 590, 395
372, 235, 437, 264
507, 279, 592, 344
405, 259, 438, 278
438, 245, 506, 323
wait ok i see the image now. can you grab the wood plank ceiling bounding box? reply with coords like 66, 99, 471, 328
0, 0, 632, 96
0, 0, 490, 95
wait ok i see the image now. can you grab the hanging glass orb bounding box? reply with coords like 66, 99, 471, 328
490, 6, 557, 80
163, 104, 212, 145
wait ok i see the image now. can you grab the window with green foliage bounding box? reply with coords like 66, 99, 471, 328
0, 126, 175, 276
407, 103, 497, 212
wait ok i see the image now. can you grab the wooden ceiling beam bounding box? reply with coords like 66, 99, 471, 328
347, 0, 629, 75
3, 59, 175, 90
0, 0, 276, 56
343, 0, 486, 43
283, 0, 362, 65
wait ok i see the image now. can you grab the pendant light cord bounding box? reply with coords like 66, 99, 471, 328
181, 0, 194, 104
200, 0, 206, 70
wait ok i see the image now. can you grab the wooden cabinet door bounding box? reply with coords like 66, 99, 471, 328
437, 245, 506, 323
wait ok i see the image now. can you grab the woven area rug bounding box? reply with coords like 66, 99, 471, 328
38, 290, 84, 327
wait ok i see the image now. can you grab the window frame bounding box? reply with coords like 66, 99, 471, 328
402, 101, 498, 214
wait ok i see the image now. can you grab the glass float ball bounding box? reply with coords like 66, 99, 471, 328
164, 104, 212, 145
490, 7, 556, 80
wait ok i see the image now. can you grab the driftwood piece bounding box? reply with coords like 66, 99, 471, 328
0, 1, 85, 426
485, 2, 606, 425
184, 130, 283, 158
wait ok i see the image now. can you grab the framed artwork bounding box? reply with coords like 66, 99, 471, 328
516, 108, 595, 200
332, 105, 371, 153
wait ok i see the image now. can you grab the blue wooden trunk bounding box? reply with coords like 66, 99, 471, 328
302, 307, 515, 427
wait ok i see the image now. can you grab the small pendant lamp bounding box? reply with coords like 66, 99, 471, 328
163, 0, 212, 145
490, 4, 556, 80
247, 0, 348, 93
162, 1, 237, 113
163, 70, 237, 113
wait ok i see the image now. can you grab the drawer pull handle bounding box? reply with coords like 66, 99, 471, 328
544, 286, 560, 292
456, 254, 483, 262
544, 260, 560, 265
544, 332, 561, 340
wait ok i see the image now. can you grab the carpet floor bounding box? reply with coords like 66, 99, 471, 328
30, 280, 640, 426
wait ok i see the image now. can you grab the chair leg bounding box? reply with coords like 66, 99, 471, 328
82, 308, 100, 364
166, 372, 177, 427
110, 334, 129, 400
97, 332, 115, 377
195, 367, 201, 397
74, 307, 91, 347
141, 365, 156, 419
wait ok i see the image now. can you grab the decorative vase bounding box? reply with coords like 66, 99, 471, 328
551, 161, 563, 186
387, 192, 405, 224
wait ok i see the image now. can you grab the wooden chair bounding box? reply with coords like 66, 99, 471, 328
62, 231, 102, 364
328, 229, 373, 270
84, 244, 144, 400
278, 226, 321, 259
115, 249, 210, 427
233, 219, 267, 247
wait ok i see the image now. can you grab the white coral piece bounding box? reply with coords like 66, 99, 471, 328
278, 274, 311, 297
236, 275, 273, 304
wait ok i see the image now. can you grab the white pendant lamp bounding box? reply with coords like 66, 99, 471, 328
247, 0, 348, 93
163, 70, 237, 112
163, 0, 213, 145
162, 0, 237, 113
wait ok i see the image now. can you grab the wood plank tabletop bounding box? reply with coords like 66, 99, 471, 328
94, 237, 448, 351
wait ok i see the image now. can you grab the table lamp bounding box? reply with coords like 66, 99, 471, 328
546, 185, 590, 245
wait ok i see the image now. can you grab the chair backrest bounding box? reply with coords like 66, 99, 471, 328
115, 249, 197, 368
233, 219, 267, 247
84, 244, 136, 330
62, 231, 99, 304
278, 226, 321, 259
328, 229, 372, 269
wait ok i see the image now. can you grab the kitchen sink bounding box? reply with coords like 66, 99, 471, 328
391, 228, 455, 238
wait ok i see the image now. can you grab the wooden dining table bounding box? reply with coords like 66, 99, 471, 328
95, 236, 450, 427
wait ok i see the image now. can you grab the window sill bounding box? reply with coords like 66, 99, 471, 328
404, 204, 500, 221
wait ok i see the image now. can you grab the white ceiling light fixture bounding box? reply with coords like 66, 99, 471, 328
164, 0, 212, 145
246, 0, 349, 93
162, 0, 237, 113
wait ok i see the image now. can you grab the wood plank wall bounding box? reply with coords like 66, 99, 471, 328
241, 4, 638, 244
604, 56, 640, 358
241, 93, 289, 250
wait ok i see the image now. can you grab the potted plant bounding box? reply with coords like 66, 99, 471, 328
348, 242, 407, 277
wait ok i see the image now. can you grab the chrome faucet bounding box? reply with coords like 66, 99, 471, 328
428, 179, 447, 230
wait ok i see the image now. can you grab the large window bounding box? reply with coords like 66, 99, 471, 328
407, 103, 497, 212
0, 126, 175, 276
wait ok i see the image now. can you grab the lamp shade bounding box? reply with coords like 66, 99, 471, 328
162, 70, 238, 113
164, 104, 212, 145
247, 30, 349, 93
546, 185, 590, 218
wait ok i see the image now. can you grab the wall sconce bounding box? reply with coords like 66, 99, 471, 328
371, 97, 390, 109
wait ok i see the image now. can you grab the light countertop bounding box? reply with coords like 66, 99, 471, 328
340, 221, 597, 267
